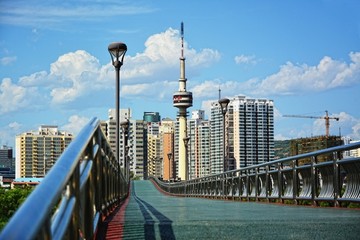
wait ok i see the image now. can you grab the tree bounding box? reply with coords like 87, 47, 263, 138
0, 187, 33, 230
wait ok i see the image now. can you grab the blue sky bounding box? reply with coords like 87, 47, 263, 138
1, 0, 360, 148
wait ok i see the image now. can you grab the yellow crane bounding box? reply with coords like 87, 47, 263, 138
283, 110, 340, 137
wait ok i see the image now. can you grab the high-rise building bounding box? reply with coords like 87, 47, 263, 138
147, 134, 161, 177
232, 96, 274, 168
197, 121, 211, 178
15, 125, 73, 178
210, 96, 274, 173
143, 112, 161, 123
102, 109, 147, 179
146, 117, 175, 181
146, 121, 160, 178
210, 102, 224, 174
160, 118, 175, 180
0, 145, 14, 170
129, 119, 146, 179
0, 145, 15, 182
102, 108, 131, 168
188, 110, 210, 179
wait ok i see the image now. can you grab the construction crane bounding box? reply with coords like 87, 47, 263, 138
283, 110, 339, 137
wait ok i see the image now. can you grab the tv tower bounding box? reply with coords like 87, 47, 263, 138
173, 22, 193, 181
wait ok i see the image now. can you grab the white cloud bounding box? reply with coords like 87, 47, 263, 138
12, 28, 220, 108
123, 28, 220, 83
274, 134, 290, 141
191, 80, 248, 99
352, 122, 360, 140
48, 50, 108, 104
192, 52, 360, 99
234, 54, 257, 65
0, 56, 17, 66
0, 78, 39, 114
8, 122, 22, 130
201, 100, 214, 118
19, 50, 112, 105
251, 52, 360, 96
0, 122, 22, 147
61, 115, 90, 136
19, 71, 48, 86
0, 0, 157, 29
191, 80, 221, 98
121, 81, 177, 100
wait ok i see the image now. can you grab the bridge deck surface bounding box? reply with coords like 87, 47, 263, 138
98, 180, 360, 239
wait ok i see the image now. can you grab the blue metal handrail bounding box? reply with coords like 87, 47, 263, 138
152, 141, 360, 206
0, 117, 128, 239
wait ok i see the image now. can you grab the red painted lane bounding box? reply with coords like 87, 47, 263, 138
96, 189, 131, 240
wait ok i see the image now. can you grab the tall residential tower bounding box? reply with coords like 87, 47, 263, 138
173, 22, 193, 180
15, 125, 73, 178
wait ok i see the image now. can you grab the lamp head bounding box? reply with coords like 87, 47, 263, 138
167, 153, 173, 161
183, 137, 190, 147
218, 98, 230, 115
120, 119, 129, 129
108, 42, 127, 67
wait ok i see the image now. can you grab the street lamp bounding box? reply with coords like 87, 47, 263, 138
218, 98, 230, 172
183, 137, 190, 181
167, 153, 173, 181
120, 119, 130, 181
108, 42, 127, 163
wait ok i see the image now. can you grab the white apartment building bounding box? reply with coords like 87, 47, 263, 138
128, 119, 146, 179
210, 102, 225, 174
231, 96, 274, 168
188, 110, 210, 179
210, 96, 274, 174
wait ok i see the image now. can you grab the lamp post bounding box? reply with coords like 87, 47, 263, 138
120, 119, 130, 181
108, 42, 127, 163
183, 137, 190, 181
167, 153, 173, 181
219, 98, 230, 172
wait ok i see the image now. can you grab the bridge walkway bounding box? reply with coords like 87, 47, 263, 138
98, 180, 360, 240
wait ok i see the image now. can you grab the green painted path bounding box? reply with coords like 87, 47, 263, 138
107, 180, 360, 239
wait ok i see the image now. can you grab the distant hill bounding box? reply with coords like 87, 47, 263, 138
274, 140, 291, 160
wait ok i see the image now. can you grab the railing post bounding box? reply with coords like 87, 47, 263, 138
266, 165, 269, 202
278, 162, 282, 203
70, 164, 80, 240
255, 167, 259, 202
311, 156, 318, 206
293, 159, 298, 205
246, 170, 250, 201
333, 151, 340, 207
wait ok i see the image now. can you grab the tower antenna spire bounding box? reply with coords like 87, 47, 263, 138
181, 21, 184, 58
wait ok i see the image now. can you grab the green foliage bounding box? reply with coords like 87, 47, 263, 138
347, 203, 360, 208
0, 187, 33, 231
319, 201, 333, 207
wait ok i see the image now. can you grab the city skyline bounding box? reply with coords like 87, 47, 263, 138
1, 0, 360, 148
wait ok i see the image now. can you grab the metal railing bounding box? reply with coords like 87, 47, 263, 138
0, 117, 128, 240
152, 141, 360, 206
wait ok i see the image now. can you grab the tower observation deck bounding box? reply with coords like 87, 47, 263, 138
173, 22, 192, 180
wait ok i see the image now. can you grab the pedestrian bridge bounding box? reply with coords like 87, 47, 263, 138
1, 117, 360, 239
98, 180, 360, 239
